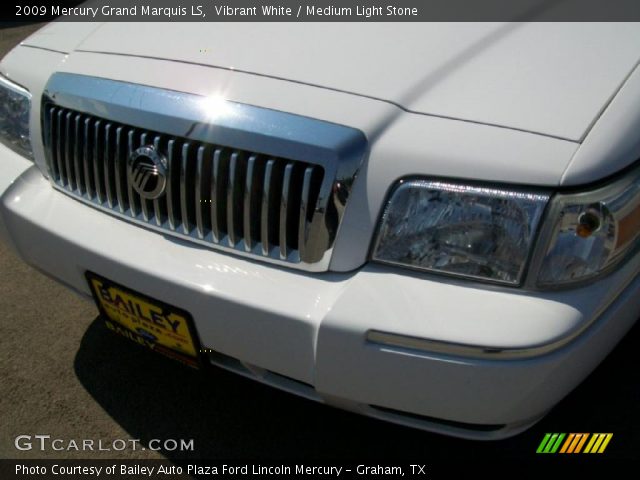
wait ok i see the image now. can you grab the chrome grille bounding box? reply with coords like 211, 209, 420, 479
43, 104, 328, 265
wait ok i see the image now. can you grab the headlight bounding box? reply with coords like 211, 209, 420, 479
372, 180, 549, 285
0, 74, 33, 159
534, 165, 640, 287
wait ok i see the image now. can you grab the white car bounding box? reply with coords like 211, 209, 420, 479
1, 22, 639, 440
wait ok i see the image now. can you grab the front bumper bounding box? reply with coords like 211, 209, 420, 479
2, 143, 639, 439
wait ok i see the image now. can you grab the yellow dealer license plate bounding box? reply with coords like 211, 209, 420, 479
86, 272, 201, 369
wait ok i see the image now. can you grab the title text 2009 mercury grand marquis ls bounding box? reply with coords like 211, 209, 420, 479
0, 23, 639, 439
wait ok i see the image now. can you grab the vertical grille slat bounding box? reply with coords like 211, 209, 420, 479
43, 103, 331, 269
211, 148, 222, 243
93, 119, 104, 204
298, 166, 315, 262
114, 126, 127, 213
104, 123, 115, 208
260, 159, 275, 256
64, 111, 76, 191
194, 144, 207, 239
243, 154, 258, 252
166, 139, 178, 231
226, 151, 240, 247
180, 142, 192, 234
139, 132, 151, 222
82, 117, 94, 199
279, 163, 294, 260
73, 114, 84, 195
55, 110, 67, 187
126, 129, 139, 217
45, 107, 59, 181
152, 135, 164, 226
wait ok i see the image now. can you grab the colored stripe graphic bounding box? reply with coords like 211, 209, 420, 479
559, 433, 575, 453
584, 434, 614, 454
573, 433, 589, 454
598, 434, 613, 453
536, 433, 565, 453
563, 433, 588, 454
550, 433, 565, 453
536, 433, 551, 453
537, 433, 613, 454
569, 434, 580, 453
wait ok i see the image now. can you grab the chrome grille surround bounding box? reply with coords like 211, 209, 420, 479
41, 73, 366, 271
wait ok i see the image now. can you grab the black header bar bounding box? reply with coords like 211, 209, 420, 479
3, 0, 640, 22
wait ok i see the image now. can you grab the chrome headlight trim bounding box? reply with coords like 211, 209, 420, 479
373, 162, 640, 289
0, 74, 33, 159
372, 178, 550, 286
527, 162, 640, 289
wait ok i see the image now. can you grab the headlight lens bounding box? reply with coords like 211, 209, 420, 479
0, 74, 32, 159
372, 180, 549, 285
536, 166, 640, 287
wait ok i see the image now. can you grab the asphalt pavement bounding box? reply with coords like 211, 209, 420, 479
0, 23, 638, 468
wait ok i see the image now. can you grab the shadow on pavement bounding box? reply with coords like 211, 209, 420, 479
73, 316, 638, 461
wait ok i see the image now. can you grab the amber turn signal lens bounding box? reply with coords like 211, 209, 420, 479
576, 210, 601, 238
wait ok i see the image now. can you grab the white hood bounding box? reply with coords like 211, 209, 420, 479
23, 22, 640, 142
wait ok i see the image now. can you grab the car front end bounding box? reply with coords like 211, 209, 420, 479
1, 22, 639, 439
